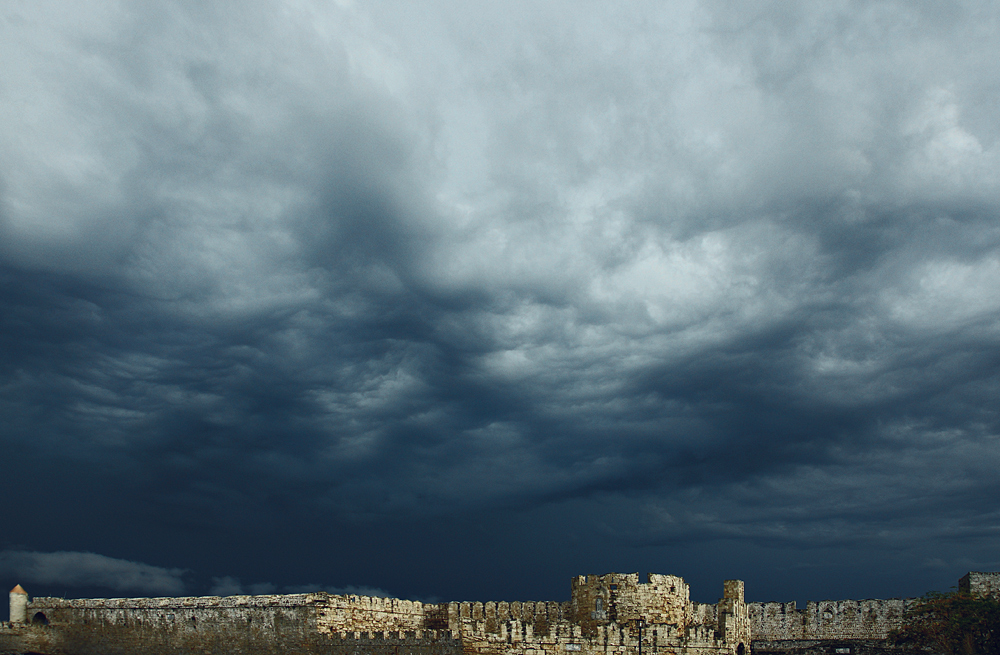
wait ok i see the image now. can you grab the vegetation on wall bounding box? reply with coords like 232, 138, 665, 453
892, 592, 1000, 655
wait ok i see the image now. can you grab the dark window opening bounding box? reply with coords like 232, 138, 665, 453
737, 643, 746, 655
32, 612, 49, 625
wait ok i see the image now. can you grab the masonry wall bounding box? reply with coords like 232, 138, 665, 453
316, 594, 430, 635
748, 599, 915, 655
1, 621, 61, 655
18, 593, 322, 655
4, 571, 883, 655
0, 621, 463, 655
749, 599, 912, 641
959, 572, 1000, 599
7, 593, 462, 655
445, 599, 570, 636
454, 619, 731, 655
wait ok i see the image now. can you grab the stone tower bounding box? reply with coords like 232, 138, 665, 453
9, 584, 27, 623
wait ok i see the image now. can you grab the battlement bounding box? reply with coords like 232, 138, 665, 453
3, 572, 748, 655
749, 598, 914, 642
12, 571, 991, 655
325, 629, 461, 641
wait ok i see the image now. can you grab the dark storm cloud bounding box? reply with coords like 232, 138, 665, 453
3, 0, 1000, 601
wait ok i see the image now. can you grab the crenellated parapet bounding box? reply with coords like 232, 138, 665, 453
317, 593, 429, 635
445, 598, 570, 637
28, 570, 1000, 655
749, 598, 914, 642
7, 572, 749, 655
746, 572, 1000, 655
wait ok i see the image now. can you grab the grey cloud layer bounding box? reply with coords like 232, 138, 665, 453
0, 551, 185, 595
2, 0, 1000, 597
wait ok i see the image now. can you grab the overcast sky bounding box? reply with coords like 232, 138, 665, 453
3, 0, 1000, 612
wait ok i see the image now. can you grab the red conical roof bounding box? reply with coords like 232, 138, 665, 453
10, 584, 27, 594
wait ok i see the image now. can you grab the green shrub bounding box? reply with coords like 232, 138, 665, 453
892, 591, 1000, 655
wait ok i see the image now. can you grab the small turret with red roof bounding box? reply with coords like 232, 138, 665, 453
9, 584, 27, 623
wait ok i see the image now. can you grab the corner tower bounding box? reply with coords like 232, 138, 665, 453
570, 573, 693, 635
718, 579, 750, 655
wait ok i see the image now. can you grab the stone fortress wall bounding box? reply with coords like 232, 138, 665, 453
960, 571, 1000, 598
749, 598, 913, 641
747, 598, 914, 655
0, 592, 460, 655
2, 572, 748, 655
439, 572, 749, 655
747, 572, 1000, 655
2, 571, 998, 655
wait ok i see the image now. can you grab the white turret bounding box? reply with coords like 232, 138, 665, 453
9, 584, 27, 623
